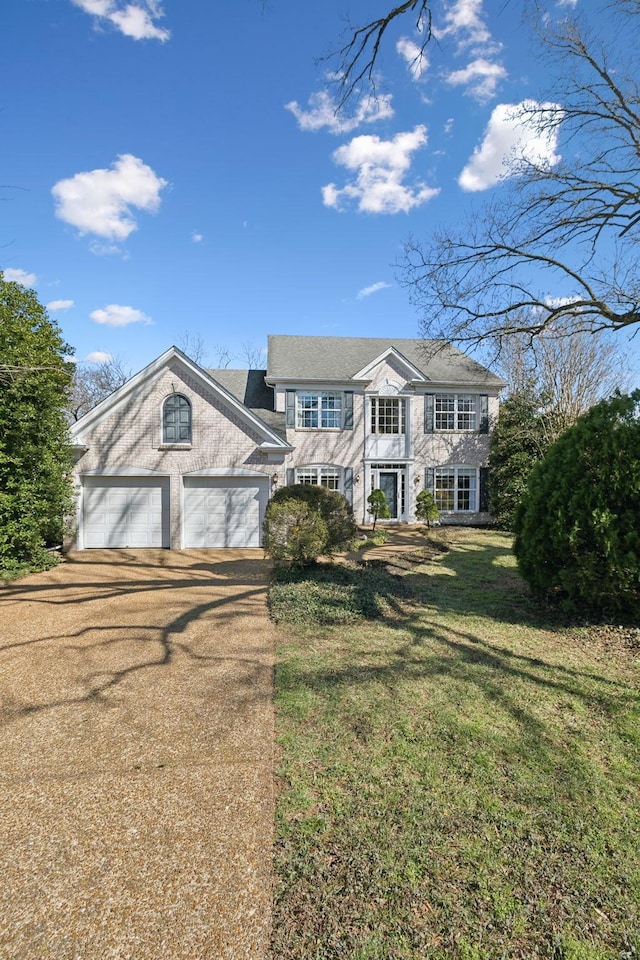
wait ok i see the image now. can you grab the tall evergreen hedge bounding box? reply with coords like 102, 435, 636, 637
513, 391, 640, 617
0, 274, 75, 572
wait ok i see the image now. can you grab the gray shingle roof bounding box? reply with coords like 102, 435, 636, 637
266, 335, 505, 385
207, 368, 287, 439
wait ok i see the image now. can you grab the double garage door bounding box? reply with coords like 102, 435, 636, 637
82, 475, 268, 549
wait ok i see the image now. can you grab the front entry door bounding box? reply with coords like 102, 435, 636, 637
379, 472, 398, 519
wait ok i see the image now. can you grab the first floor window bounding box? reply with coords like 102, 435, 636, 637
296, 465, 341, 490
435, 467, 477, 512
297, 392, 342, 429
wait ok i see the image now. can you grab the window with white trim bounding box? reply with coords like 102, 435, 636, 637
434, 467, 477, 512
435, 394, 477, 431
162, 394, 192, 443
295, 465, 341, 490
297, 392, 342, 429
371, 397, 406, 434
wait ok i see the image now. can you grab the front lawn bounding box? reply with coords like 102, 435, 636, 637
271, 529, 640, 960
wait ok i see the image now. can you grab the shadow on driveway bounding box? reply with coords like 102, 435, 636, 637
0, 549, 275, 960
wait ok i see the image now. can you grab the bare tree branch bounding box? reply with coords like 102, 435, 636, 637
402, 1, 640, 347
68, 355, 131, 421
176, 331, 210, 365
331, 1, 431, 107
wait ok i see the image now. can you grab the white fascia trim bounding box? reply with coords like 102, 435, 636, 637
352, 347, 426, 382
71, 346, 290, 450
264, 378, 370, 388
183, 468, 270, 478
259, 442, 294, 452
80, 467, 171, 477
410, 378, 506, 391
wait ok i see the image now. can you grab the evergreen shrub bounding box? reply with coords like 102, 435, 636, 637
513, 391, 640, 617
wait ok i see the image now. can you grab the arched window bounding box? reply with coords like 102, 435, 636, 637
163, 394, 192, 443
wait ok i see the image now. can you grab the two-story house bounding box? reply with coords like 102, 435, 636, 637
68, 335, 505, 550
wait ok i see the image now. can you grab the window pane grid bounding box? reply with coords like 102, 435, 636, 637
435, 396, 455, 431
435, 467, 477, 512
297, 392, 341, 429
434, 394, 478, 430
296, 467, 340, 489
371, 398, 405, 434
457, 395, 477, 430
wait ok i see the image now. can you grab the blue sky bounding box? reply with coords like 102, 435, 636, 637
2, 0, 638, 379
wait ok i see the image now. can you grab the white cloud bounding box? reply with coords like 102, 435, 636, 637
84, 351, 113, 362
543, 295, 583, 310
434, 0, 493, 49
322, 126, 439, 214
458, 100, 562, 192
90, 304, 153, 327
445, 58, 507, 102
396, 38, 429, 80
71, 0, 170, 41
52, 154, 168, 242
357, 281, 393, 299
192, 232, 203, 243
285, 90, 394, 134
47, 299, 75, 311
3, 268, 37, 287
444, 118, 455, 135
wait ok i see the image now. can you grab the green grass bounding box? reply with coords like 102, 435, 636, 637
271, 529, 640, 960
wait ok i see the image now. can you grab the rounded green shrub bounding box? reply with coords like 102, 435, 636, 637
263, 500, 328, 564
264, 484, 357, 562
513, 391, 640, 617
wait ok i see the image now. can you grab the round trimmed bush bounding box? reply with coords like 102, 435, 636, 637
264, 483, 357, 562
262, 500, 328, 564
513, 391, 640, 617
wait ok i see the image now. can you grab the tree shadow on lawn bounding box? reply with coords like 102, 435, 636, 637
273, 535, 640, 956
275, 532, 640, 799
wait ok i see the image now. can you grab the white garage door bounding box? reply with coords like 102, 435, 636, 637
83, 477, 170, 548
184, 477, 268, 548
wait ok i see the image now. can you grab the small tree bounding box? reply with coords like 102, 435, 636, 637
514, 391, 640, 617
488, 392, 549, 530
68, 354, 131, 421
415, 489, 439, 528
367, 489, 390, 531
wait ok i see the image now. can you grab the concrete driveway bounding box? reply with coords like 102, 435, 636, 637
0, 549, 275, 959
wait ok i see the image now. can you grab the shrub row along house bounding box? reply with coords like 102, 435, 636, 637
68, 335, 505, 549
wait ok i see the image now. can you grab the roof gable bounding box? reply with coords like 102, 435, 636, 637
70, 347, 290, 449
352, 346, 427, 382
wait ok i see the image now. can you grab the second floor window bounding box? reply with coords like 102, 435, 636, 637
435, 394, 477, 431
297, 392, 342, 429
163, 394, 192, 443
371, 397, 406, 434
